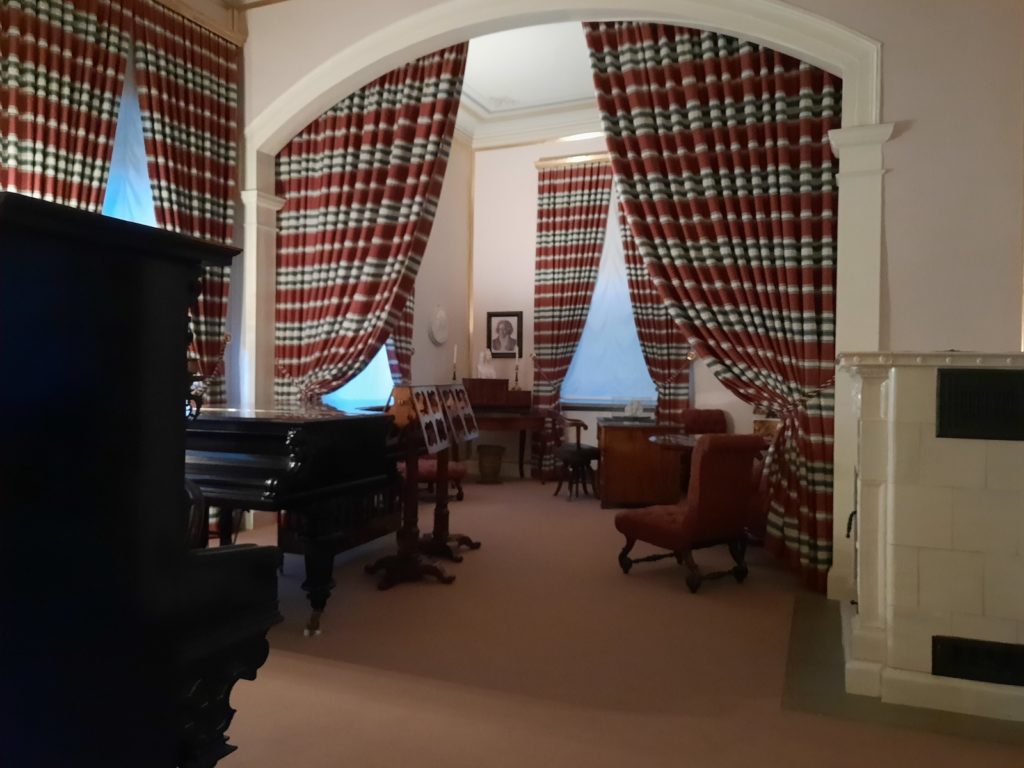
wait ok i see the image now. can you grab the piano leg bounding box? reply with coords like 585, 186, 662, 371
366, 440, 456, 589
418, 448, 481, 563
298, 504, 339, 637
217, 507, 235, 546
300, 545, 335, 636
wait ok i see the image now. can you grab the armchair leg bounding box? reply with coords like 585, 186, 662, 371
680, 550, 702, 593
618, 539, 636, 574
728, 538, 749, 583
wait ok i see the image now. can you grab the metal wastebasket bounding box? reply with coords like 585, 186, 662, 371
476, 444, 505, 484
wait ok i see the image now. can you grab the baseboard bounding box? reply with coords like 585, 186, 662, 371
881, 668, 1024, 722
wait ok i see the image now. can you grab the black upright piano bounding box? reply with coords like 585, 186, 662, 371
185, 407, 400, 633
0, 193, 281, 768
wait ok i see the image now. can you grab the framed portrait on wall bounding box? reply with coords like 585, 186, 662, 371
486, 311, 523, 359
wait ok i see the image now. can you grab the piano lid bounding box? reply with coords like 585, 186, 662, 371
196, 406, 388, 423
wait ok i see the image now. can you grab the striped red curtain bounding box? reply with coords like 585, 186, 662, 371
619, 199, 690, 423
133, 0, 240, 404
1, 0, 131, 210
532, 161, 613, 474
385, 294, 415, 385
275, 44, 467, 404
585, 22, 841, 590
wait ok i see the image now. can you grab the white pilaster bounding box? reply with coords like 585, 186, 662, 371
827, 123, 895, 601
239, 186, 285, 409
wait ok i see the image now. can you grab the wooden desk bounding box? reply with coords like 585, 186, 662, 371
597, 419, 684, 508
463, 378, 546, 479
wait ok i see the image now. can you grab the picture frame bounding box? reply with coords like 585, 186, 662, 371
485, 311, 523, 359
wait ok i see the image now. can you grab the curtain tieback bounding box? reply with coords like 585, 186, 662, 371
775, 376, 837, 419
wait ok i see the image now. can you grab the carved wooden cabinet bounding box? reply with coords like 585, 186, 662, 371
597, 419, 683, 508
0, 193, 280, 767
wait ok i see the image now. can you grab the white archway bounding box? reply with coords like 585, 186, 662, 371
238, 0, 893, 600
246, 0, 880, 175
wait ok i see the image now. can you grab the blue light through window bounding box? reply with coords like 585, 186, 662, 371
561, 190, 657, 405
102, 56, 157, 227
321, 345, 396, 411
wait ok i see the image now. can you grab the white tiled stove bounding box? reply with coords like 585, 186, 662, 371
837, 351, 1024, 721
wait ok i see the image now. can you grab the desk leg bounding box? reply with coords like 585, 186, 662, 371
518, 430, 526, 479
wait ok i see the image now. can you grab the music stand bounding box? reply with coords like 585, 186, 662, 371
419, 383, 482, 561
365, 385, 456, 589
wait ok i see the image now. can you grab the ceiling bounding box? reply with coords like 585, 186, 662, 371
457, 22, 602, 148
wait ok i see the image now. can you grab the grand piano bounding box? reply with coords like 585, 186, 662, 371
185, 406, 400, 634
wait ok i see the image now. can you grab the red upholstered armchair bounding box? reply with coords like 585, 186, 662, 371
614, 434, 767, 592
678, 408, 729, 492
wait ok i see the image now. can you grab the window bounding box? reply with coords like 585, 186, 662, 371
561, 190, 657, 406
321, 345, 396, 411
104, 56, 393, 412
102, 54, 157, 226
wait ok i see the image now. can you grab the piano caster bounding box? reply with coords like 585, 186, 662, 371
364, 555, 455, 590
303, 611, 323, 638
419, 533, 481, 563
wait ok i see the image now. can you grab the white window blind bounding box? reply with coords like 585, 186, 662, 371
561, 189, 657, 406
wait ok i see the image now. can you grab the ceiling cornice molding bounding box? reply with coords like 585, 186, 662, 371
455, 99, 602, 149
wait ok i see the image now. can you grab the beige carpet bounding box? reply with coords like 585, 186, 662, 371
228, 480, 1023, 767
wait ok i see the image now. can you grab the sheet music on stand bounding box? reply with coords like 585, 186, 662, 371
438, 383, 479, 442
388, 385, 451, 455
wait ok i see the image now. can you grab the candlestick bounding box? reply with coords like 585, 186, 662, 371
453, 343, 458, 364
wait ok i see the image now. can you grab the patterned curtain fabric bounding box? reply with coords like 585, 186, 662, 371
619, 199, 690, 423
585, 21, 841, 591
532, 161, 613, 474
275, 44, 467, 404
385, 294, 415, 385
1, 0, 131, 210
133, 0, 240, 404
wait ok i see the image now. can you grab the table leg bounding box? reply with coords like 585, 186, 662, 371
518, 429, 526, 479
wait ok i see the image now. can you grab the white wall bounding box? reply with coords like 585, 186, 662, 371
244, 0, 1024, 354
411, 134, 474, 387
786, 0, 1024, 352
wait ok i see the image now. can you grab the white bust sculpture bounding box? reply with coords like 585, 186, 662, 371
476, 349, 497, 379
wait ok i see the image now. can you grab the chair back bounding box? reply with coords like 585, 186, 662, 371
684, 434, 766, 542
680, 408, 728, 434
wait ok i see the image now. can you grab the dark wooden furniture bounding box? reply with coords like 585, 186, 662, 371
463, 377, 546, 478
185, 407, 399, 634
553, 416, 600, 499
0, 193, 281, 768
366, 386, 459, 588
615, 434, 767, 592
597, 419, 685, 508
418, 383, 482, 561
